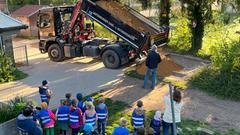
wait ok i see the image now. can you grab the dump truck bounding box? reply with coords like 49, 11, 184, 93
37, 0, 169, 69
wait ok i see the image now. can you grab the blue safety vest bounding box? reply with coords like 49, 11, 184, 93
69, 108, 80, 126
38, 109, 51, 126
77, 101, 86, 112
132, 110, 145, 128
57, 106, 69, 122
85, 112, 97, 127
39, 87, 48, 103
96, 106, 108, 121
150, 118, 161, 134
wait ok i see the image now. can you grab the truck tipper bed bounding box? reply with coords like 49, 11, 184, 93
81, 0, 168, 51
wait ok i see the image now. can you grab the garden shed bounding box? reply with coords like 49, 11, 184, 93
11, 5, 44, 37
0, 11, 27, 60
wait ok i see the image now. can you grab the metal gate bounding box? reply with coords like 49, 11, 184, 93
13, 45, 29, 66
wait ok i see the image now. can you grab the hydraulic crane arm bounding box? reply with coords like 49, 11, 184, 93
69, 1, 82, 31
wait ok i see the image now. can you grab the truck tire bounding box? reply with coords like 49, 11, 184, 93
102, 50, 120, 69
48, 44, 64, 62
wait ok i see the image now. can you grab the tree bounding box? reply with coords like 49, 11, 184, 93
138, 0, 152, 9
180, 0, 214, 54
159, 0, 171, 26
236, 0, 240, 11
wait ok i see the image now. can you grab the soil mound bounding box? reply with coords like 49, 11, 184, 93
136, 48, 183, 77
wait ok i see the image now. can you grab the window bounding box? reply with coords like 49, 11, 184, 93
39, 14, 51, 28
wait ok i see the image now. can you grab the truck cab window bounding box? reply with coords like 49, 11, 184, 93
40, 14, 51, 28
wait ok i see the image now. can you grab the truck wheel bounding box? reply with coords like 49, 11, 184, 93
102, 50, 120, 69
48, 44, 64, 62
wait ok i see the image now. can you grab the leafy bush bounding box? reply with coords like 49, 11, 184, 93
190, 41, 240, 101
199, 16, 240, 57
0, 53, 28, 83
0, 97, 28, 124
169, 17, 192, 53
0, 53, 15, 82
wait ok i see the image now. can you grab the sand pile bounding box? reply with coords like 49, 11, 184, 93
96, 0, 157, 34
136, 48, 183, 77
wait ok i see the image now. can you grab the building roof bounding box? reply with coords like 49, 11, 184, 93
0, 11, 28, 33
11, 5, 44, 17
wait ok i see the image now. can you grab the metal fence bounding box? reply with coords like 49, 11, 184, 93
13, 45, 29, 66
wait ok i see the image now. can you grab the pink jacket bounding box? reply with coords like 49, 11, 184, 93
45, 110, 55, 128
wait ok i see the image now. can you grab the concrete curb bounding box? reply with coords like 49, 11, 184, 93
0, 118, 17, 135
167, 52, 211, 64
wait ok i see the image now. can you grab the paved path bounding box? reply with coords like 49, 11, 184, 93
0, 38, 124, 108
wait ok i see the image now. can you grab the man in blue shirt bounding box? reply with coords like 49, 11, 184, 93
143, 45, 161, 89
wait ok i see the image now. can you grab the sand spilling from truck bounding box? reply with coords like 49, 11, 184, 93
96, 0, 157, 34
136, 48, 183, 77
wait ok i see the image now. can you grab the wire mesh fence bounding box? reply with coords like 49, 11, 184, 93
13, 45, 29, 66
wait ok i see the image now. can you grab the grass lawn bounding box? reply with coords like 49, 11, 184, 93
12, 69, 28, 81
0, 69, 28, 84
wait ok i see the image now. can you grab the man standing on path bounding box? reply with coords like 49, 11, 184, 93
143, 45, 161, 89
39, 80, 53, 105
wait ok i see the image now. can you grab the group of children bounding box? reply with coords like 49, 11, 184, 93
34, 80, 182, 135
36, 94, 174, 135
36, 93, 108, 135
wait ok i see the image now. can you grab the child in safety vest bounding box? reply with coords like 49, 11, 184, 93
83, 101, 98, 131
55, 100, 70, 135
70, 99, 83, 135
65, 93, 72, 106
76, 93, 86, 113
37, 102, 55, 135
150, 110, 162, 135
95, 97, 108, 135
131, 100, 146, 134
112, 117, 129, 135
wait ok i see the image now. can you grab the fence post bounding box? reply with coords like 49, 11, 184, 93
169, 82, 177, 135
24, 45, 29, 66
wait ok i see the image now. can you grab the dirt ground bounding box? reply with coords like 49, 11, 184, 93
102, 55, 240, 131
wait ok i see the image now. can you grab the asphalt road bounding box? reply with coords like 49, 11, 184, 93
0, 38, 124, 108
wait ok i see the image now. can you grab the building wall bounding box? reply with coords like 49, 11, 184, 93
13, 14, 39, 37
29, 14, 39, 37
0, 0, 7, 13
0, 30, 18, 63
13, 16, 31, 37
